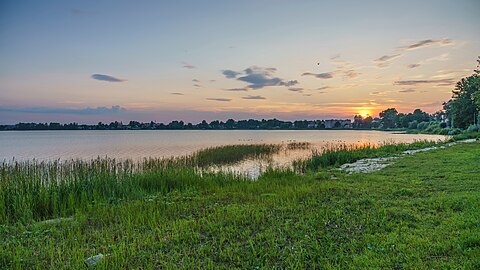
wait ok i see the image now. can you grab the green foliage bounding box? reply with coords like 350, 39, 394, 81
408, 120, 418, 129
448, 128, 462, 135
417, 121, 429, 130
467, 124, 480, 133
379, 108, 398, 128
444, 59, 480, 128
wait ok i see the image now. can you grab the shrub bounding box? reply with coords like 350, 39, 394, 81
408, 120, 418, 129
417, 121, 429, 130
424, 123, 440, 133
440, 122, 447, 128
439, 128, 450, 135
467, 124, 479, 133
448, 128, 462, 135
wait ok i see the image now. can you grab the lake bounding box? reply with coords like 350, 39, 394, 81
0, 130, 447, 161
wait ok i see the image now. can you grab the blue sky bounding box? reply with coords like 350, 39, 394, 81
1, 0, 479, 124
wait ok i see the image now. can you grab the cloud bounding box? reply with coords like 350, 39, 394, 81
224, 87, 248, 92
222, 70, 241, 78
288, 87, 304, 93
399, 89, 416, 93
394, 78, 455, 86
302, 72, 334, 79
397, 38, 452, 51
0, 105, 127, 115
182, 62, 196, 69
343, 69, 360, 79
317, 86, 330, 90
407, 63, 421, 69
193, 84, 202, 88
330, 54, 341, 60
223, 66, 298, 90
302, 94, 312, 97
242, 95, 266, 100
91, 74, 125, 82
281, 80, 298, 87
206, 98, 232, 102
192, 79, 200, 83
171, 92, 184, 95
373, 54, 402, 67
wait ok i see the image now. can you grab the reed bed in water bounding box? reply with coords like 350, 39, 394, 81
0, 144, 281, 224
189, 144, 282, 166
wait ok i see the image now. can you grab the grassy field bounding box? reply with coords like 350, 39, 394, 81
1, 142, 479, 268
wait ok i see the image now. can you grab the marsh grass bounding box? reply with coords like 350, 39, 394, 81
189, 144, 282, 166
286, 141, 311, 150
0, 144, 286, 224
294, 140, 440, 172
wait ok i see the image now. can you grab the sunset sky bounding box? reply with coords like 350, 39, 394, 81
1, 0, 479, 124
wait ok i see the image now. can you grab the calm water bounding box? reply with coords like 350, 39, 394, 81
1, 129, 445, 158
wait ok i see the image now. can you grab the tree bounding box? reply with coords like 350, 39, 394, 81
379, 108, 398, 128
445, 58, 480, 128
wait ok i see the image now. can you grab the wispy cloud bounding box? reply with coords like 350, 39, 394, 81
374, 54, 402, 68
182, 62, 196, 69
288, 87, 304, 93
407, 63, 421, 69
242, 95, 266, 100
302, 72, 334, 79
206, 98, 232, 102
399, 89, 416, 93
222, 66, 298, 90
397, 38, 452, 51
317, 86, 330, 90
304, 55, 361, 80
224, 87, 248, 92
330, 54, 341, 60
91, 74, 126, 82
192, 79, 200, 83
171, 92, 184, 95
394, 78, 455, 86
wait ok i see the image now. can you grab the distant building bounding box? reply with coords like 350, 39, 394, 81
323, 119, 352, 129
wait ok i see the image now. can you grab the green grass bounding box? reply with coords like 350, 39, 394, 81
1, 142, 479, 268
294, 140, 439, 172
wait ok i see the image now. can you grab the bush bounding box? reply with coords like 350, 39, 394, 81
448, 128, 462, 135
467, 124, 479, 133
439, 128, 450, 135
440, 122, 447, 128
408, 120, 418, 129
417, 121, 429, 130
424, 123, 440, 133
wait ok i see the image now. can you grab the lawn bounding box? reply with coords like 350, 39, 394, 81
1, 142, 479, 269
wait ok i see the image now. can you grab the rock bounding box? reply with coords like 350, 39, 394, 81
403, 147, 437, 155
85, 254, 104, 268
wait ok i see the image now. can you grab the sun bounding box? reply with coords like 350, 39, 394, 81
359, 110, 371, 118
